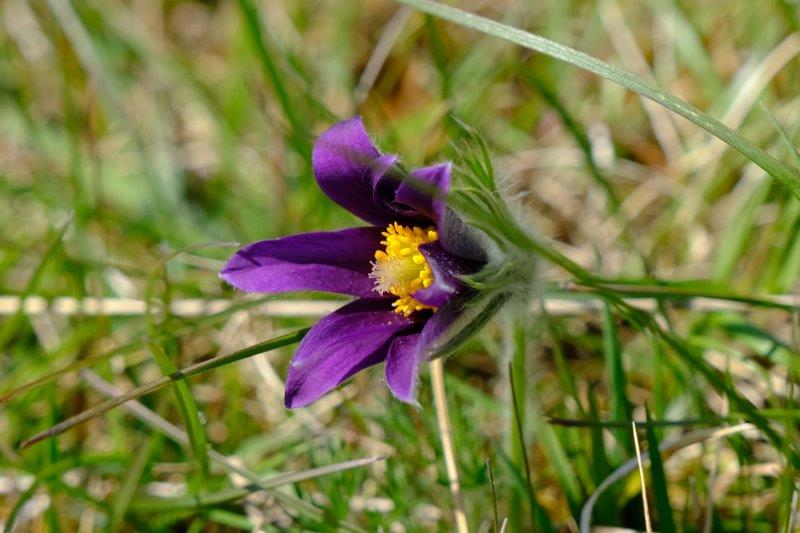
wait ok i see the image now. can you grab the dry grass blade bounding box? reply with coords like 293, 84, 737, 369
599, 0, 683, 164
0, 296, 340, 318
354, 6, 414, 105
631, 421, 653, 532
2, 291, 798, 318
787, 488, 799, 533
431, 358, 469, 533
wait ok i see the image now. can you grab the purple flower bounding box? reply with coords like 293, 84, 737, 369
221, 118, 486, 407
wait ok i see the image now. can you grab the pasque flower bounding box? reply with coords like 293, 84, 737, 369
221, 118, 488, 407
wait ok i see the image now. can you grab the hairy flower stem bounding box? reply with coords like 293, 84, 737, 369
430, 358, 469, 532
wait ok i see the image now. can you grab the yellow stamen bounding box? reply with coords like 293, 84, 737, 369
369, 222, 438, 316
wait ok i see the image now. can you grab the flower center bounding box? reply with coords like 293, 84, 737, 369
369, 222, 438, 316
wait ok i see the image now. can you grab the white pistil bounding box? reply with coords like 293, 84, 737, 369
369, 258, 416, 294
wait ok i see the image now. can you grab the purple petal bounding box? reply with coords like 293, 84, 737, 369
395, 162, 487, 262
412, 242, 482, 307
371, 154, 403, 211
385, 333, 423, 403
393, 163, 451, 221
284, 299, 416, 408
437, 207, 488, 263
415, 292, 473, 360
220, 227, 384, 297
312, 117, 397, 225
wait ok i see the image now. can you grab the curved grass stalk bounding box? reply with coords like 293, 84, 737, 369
580, 423, 756, 532
395, 0, 800, 197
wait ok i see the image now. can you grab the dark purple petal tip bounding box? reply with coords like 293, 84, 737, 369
312, 117, 397, 225
436, 207, 488, 262
393, 163, 451, 222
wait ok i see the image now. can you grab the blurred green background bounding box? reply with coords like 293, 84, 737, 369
0, 0, 799, 530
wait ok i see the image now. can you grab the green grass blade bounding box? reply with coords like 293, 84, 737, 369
776, 229, 800, 292
147, 340, 210, 484
712, 178, 772, 282
425, 16, 452, 100
508, 359, 554, 533
602, 303, 632, 454
486, 458, 500, 533
761, 198, 800, 292
144, 241, 238, 329
529, 407, 582, 516
669, 6, 723, 100
545, 417, 725, 428
4, 478, 43, 533
395, 0, 800, 198
236, 0, 311, 160
561, 280, 800, 312
645, 410, 676, 533
761, 102, 800, 168
205, 510, 253, 530
651, 338, 667, 420
110, 435, 158, 530
541, 306, 583, 415
496, 446, 554, 532
0, 214, 72, 350
586, 389, 616, 526
20, 328, 309, 448
508, 326, 531, 533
